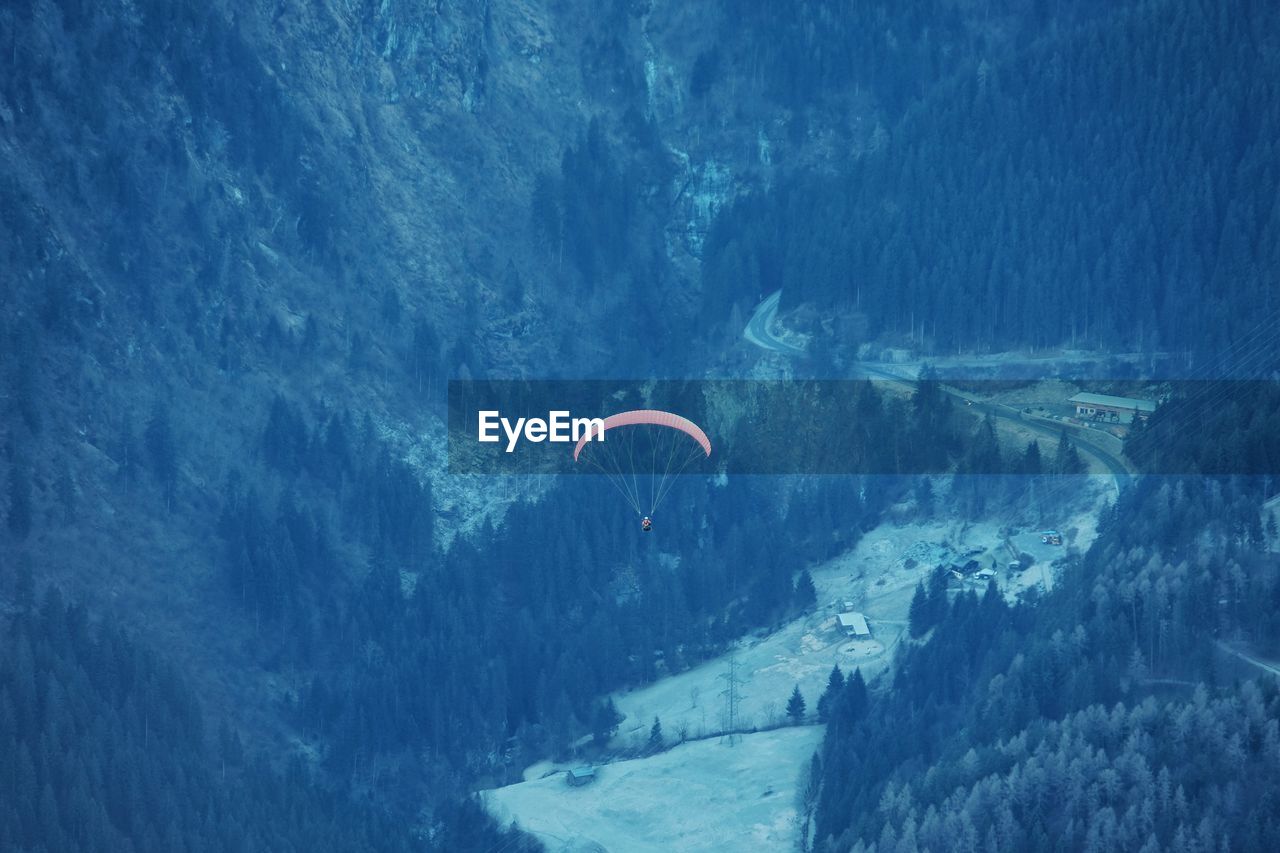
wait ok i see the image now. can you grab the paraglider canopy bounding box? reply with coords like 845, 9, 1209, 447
572, 409, 711, 461
573, 409, 712, 519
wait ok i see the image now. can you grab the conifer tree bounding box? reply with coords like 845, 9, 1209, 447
1021, 440, 1043, 475
794, 569, 818, 611
1054, 431, 1085, 474
787, 685, 807, 724
648, 717, 663, 753
817, 665, 845, 722
908, 581, 930, 637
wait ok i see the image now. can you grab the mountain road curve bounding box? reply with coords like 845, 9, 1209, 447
743, 290, 806, 355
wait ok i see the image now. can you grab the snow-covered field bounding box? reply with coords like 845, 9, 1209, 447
485, 726, 824, 853
608, 522, 938, 747
609, 483, 1108, 748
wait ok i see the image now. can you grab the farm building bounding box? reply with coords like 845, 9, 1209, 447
948, 559, 982, 578
1069, 392, 1156, 423
566, 766, 596, 787
837, 612, 871, 638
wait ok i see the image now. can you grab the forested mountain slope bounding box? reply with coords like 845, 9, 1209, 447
812, 383, 1280, 852
702, 0, 1280, 356
0, 587, 445, 853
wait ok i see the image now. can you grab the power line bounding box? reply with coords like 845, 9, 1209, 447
718, 653, 743, 746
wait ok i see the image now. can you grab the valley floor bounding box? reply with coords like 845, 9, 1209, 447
483, 479, 1111, 850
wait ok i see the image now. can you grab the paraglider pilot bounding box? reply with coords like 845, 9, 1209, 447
641, 516, 653, 532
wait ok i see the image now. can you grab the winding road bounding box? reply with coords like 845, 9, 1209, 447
743, 290, 1134, 490
742, 291, 806, 355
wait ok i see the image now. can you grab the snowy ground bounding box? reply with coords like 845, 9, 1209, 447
484, 726, 824, 853
484, 479, 1112, 850
609, 482, 1108, 749
608, 522, 942, 747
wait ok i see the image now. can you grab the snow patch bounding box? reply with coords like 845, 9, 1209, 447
485, 727, 823, 853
